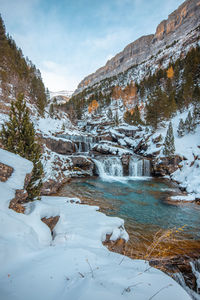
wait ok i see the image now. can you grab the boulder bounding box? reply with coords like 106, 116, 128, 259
70, 156, 95, 176
152, 155, 183, 176
41, 177, 69, 195
134, 140, 148, 154
45, 138, 76, 154
0, 162, 13, 182
41, 216, 60, 234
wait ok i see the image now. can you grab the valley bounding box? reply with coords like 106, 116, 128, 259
0, 0, 200, 299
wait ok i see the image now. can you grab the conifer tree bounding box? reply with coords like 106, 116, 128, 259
193, 105, 200, 125
0, 93, 43, 200
114, 111, 119, 126
107, 107, 113, 120
49, 103, 54, 117
163, 122, 175, 157
132, 105, 143, 125
185, 111, 195, 133
177, 118, 185, 137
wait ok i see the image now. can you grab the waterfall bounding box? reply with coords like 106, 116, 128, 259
129, 157, 151, 177
94, 155, 151, 180
173, 259, 200, 300
58, 134, 97, 154
94, 157, 123, 179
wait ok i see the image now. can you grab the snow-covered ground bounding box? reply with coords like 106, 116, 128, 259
0, 148, 192, 300
145, 109, 200, 198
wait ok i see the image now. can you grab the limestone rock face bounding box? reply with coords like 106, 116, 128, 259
75, 0, 200, 93
45, 138, 76, 154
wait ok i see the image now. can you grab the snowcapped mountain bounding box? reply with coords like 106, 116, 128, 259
50, 90, 74, 99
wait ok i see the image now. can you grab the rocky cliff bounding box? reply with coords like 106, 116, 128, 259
75, 0, 200, 93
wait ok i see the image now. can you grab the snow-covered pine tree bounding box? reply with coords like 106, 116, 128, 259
114, 111, 119, 126
177, 118, 185, 137
107, 107, 113, 120
0, 93, 43, 201
185, 111, 195, 133
163, 121, 175, 157
192, 105, 200, 126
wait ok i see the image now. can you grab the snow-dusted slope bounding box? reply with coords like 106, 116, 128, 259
0, 149, 192, 300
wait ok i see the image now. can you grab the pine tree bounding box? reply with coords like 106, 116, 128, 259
46, 88, 51, 103
107, 107, 113, 120
114, 111, 119, 126
163, 122, 175, 157
177, 118, 185, 137
49, 103, 54, 117
193, 105, 200, 125
0, 93, 43, 200
132, 105, 143, 125
185, 111, 195, 133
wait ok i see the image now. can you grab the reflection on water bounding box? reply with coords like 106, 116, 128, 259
57, 177, 200, 259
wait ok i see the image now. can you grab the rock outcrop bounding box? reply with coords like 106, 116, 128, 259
0, 162, 13, 182
75, 0, 200, 93
44, 138, 76, 154
152, 155, 183, 177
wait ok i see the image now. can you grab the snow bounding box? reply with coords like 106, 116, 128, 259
170, 195, 196, 202
0, 149, 192, 300
50, 90, 74, 99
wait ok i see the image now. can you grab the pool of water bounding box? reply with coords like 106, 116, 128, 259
57, 176, 200, 257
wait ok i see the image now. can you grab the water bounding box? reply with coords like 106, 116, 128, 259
58, 134, 98, 153
58, 177, 200, 243
58, 176, 200, 298
93, 155, 151, 179
94, 157, 123, 177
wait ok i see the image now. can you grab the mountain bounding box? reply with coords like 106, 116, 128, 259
75, 0, 200, 94
0, 15, 47, 116
50, 90, 74, 105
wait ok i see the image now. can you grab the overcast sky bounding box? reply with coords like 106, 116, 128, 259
1, 0, 184, 91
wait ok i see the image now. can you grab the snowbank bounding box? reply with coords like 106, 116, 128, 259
0, 149, 191, 300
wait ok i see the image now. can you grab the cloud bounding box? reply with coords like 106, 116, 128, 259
40, 61, 79, 91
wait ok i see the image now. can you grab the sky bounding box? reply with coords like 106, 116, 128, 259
0, 0, 185, 92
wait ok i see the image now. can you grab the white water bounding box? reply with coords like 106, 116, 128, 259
58, 134, 97, 153
94, 156, 151, 180
173, 259, 200, 300
94, 157, 123, 180
129, 156, 151, 177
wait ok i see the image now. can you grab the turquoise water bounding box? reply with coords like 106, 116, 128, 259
58, 177, 200, 240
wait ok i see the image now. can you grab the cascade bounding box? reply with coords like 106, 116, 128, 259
94, 157, 123, 178
129, 156, 151, 177
94, 155, 151, 179
58, 134, 98, 153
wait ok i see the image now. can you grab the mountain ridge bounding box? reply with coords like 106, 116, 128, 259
75, 0, 200, 94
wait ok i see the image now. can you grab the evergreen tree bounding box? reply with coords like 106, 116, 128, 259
132, 105, 143, 125
163, 122, 175, 157
107, 107, 113, 120
46, 88, 51, 103
193, 105, 200, 125
177, 118, 185, 137
114, 111, 119, 126
49, 103, 54, 117
0, 93, 43, 200
185, 111, 195, 133
124, 110, 132, 124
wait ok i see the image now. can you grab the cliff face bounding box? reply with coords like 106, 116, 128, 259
76, 0, 200, 93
